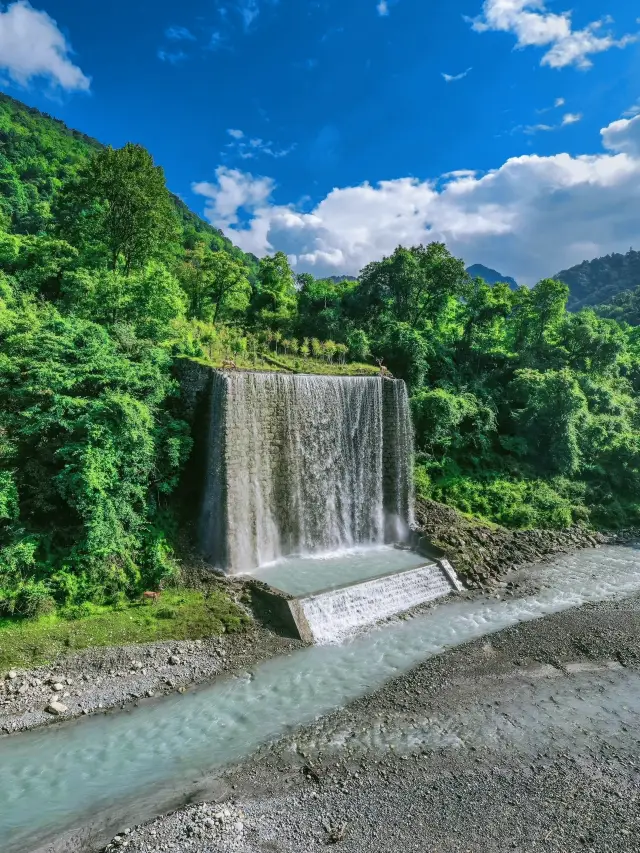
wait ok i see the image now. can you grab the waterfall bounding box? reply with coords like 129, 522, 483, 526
199, 372, 414, 573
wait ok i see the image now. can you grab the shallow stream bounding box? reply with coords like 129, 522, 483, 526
1, 544, 640, 852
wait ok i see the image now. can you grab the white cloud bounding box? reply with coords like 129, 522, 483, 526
0, 0, 90, 91
377, 1, 389, 16
223, 128, 295, 159
601, 114, 640, 158
519, 111, 582, 134
537, 96, 566, 114
158, 49, 187, 64
192, 167, 275, 237
165, 26, 196, 41
237, 0, 260, 30
522, 122, 554, 134
468, 0, 636, 70
442, 67, 472, 82
193, 114, 640, 284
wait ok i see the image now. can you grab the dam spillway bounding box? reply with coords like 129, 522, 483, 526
198, 372, 415, 574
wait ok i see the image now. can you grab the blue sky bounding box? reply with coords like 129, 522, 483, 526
1, 0, 640, 282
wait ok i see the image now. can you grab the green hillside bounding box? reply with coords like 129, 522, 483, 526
0, 92, 257, 273
593, 284, 640, 326
554, 248, 640, 311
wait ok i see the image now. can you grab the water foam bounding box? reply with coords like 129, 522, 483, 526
301, 562, 453, 643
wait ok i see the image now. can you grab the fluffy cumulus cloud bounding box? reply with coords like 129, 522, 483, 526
468, 0, 636, 69
192, 116, 640, 284
0, 0, 90, 90
601, 114, 640, 158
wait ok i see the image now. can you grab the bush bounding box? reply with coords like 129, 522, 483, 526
0, 579, 56, 618
156, 606, 177, 620
418, 467, 584, 529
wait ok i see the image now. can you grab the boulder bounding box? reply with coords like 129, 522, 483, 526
45, 701, 68, 715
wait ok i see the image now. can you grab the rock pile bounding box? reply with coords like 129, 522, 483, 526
104, 802, 247, 852
414, 498, 638, 589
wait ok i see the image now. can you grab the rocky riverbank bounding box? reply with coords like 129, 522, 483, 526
3, 501, 638, 736
414, 497, 639, 588
101, 586, 640, 853
0, 624, 302, 735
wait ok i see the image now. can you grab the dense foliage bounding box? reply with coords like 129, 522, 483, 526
555, 248, 640, 310
1, 93, 640, 618
595, 285, 640, 326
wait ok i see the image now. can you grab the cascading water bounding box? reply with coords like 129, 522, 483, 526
301, 562, 454, 644
199, 373, 414, 573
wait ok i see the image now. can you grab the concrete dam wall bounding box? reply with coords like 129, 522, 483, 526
197, 371, 415, 574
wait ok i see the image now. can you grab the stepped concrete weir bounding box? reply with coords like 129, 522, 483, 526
195, 369, 461, 639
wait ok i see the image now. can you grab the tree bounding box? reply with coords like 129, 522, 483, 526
179, 243, 250, 323
310, 337, 322, 359
512, 278, 569, 358
250, 251, 297, 329
54, 143, 178, 274
374, 321, 432, 388
346, 328, 370, 362
411, 388, 496, 458
356, 242, 468, 328
323, 340, 337, 363
510, 368, 588, 475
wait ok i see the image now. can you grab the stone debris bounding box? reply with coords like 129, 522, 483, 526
104, 802, 247, 852
45, 701, 68, 715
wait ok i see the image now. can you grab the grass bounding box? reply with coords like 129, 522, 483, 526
185, 351, 380, 377
266, 352, 380, 376
0, 589, 251, 672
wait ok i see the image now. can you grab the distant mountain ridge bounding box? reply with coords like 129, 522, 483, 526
324, 275, 358, 284
554, 248, 640, 310
466, 264, 519, 291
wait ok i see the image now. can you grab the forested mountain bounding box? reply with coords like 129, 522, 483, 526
0, 92, 257, 275
466, 264, 518, 291
2, 93, 640, 622
594, 285, 640, 326
554, 248, 640, 311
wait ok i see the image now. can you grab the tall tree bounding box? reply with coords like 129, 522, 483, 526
179, 243, 250, 323
250, 251, 297, 329
356, 242, 468, 328
54, 143, 178, 274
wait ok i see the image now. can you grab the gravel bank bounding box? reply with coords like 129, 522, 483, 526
0, 625, 302, 734
108, 591, 640, 853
